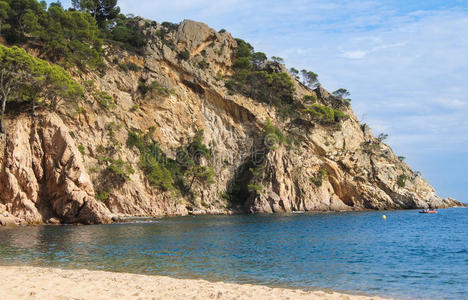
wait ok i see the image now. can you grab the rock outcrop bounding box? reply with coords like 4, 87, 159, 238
0, 114, 112, 225
0, 19, 463, 225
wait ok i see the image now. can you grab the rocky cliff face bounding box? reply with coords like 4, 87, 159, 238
0, 114, 112, 225
0, 19, 463, 225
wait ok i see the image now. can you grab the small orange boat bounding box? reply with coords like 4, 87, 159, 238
419, 209, 437, 214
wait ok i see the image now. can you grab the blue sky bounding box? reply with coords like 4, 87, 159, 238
52, 0, 468, 202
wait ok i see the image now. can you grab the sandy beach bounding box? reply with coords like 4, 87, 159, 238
0, 266, 389, 300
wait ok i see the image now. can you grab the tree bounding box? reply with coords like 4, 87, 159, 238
0, 45, 83, 133
377, 133, 388, 142
3, 0, 45, 43
110, 14, 147, 50
72, 0, 120, 28
39, 0, 47, 9
180, 130, 214, 190
251, 51, 266, 69
235, 38, 253, 58
301, 69, 319, 89
27, 62, 83, 112
0, 45, 32, 133
289, 67, 299, 80
0, 1, 10, 36
40, 5, 103, 69
233, 57, 251, 70
333, 88, 351, 100
0, 1, 102, 69
271, 56, 284, 64
187, 165, 215, 190
0, 66, 24, 133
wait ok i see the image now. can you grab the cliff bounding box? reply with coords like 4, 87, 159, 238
0, 19, 463, 225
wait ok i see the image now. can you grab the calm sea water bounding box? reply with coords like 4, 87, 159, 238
0, 208, 467, 300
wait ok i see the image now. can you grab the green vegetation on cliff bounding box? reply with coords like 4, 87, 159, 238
0, 44, 82, 133
127, 129, 215, 199
0, 0, 148, 68
225, 38, 297, 119
302, 104, 349, 125
1, 1, 103, 69
311, 168, 328, 187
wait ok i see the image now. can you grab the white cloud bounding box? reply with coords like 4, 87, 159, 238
339, 50, 368, 59
432, 98, 467, 109
339, 42, 406, 59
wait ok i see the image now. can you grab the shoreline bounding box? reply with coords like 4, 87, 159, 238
2, 205, 466, 227
0, 265, 390, 300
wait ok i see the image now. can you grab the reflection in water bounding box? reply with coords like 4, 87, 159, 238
0, 210, 467, 300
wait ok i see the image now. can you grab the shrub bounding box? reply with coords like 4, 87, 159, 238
127, 62, 141, 71
247, 184, 263, 193
161, 21, 179, 31
109, 15, 147, 51
186, 130, 211, 161
303, 95, 317, 103
264, 118, 286, 149
178, 50, 190, 61
233, 57, 252, 70
105, 122, 121, 150
225, 80, 236, 92
377, 133, 389, 142
95, 191, 110, 201
361, 140, 381, 152
227, 37, 297, 119
138, 80, 175, 97
215, 72, 224, 81
238, 71, 296, 117
78, 144, 86, 155
126, 130, 145, 149
397, 174, 408, 188
107, 158, 135, 182
220, 192, 231, 201
198, 60, 209, 69
302, 104, 348, 125
311, 168, 328, 187
95, 91, 116, 109
127, 129, 215, 195
218, 28, 227, 33
117, 62, 141, 73
141, 152, 174, 191
161, 38, 175, 49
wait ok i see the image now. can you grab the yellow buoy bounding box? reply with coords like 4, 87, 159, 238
382, 215, 387, 220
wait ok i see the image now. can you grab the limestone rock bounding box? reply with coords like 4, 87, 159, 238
176, 20, 216, 52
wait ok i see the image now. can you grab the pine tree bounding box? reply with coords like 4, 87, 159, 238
0, 45, 82, 133
72, 0, 120, 28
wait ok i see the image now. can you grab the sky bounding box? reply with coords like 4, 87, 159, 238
52, 0, 468, 202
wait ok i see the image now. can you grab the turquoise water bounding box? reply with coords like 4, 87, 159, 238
0, 208, 467, 300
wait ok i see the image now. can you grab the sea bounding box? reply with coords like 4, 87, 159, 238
0, 207, 467, 300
